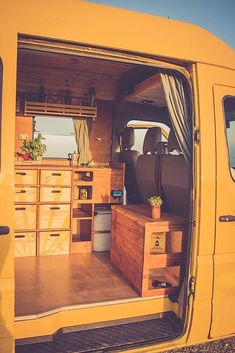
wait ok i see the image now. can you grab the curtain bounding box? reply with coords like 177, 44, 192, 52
73, 118, 90, 165
160, 70, 193, 166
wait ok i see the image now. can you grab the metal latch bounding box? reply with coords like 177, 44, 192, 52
194, 128, 200, 144
189, 276, 196, 295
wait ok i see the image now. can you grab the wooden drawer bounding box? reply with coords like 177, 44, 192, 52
39, 204, 70, 229
14, 187, 37, 203
40, 187, 71, 202
41, 170, 71, 186
14, 232, 36, 257
15, 169, 37, 185
14, 205, 37, 230
39, 231, 70, 255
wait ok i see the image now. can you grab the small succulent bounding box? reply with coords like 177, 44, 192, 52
147, 195, 163, 207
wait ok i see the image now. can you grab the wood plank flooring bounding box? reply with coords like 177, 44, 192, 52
15, 252, 139, 317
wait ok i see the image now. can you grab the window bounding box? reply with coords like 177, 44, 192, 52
127, 120, 169, 153
224, 97, 235, 178
34, 116, 77, 158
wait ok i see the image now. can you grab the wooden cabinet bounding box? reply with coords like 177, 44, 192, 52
111, 204, 187, 298
14, 167, 72, 257
14, 164, 124, 256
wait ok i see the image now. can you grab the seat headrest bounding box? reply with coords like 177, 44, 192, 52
167, 129, 181, 152
121, 127, 135, 150
143, 127, 162, 154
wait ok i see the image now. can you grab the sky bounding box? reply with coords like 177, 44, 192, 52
88, 0, 235, 49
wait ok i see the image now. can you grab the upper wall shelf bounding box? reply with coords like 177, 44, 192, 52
24, 100, 97, 120
124, 73, 166, 107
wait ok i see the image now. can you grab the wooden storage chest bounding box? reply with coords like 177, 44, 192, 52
111, 204, 187, 297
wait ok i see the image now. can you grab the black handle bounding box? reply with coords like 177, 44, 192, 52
15, 207, 26, 211
219, 215, 235, 222
51, 190, 61, 193
51, 173, 61, 176
15, 190, 26, 194
50, 207, 60, 210
50, 233, 60, 237
15, 235, 25, 239
0, 226, 10, 235
16, 172, 26, 176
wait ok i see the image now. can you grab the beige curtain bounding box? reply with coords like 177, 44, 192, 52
160, 70, 193, 166
73, 118, 90, 165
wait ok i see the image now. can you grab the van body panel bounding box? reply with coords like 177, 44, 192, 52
0, 32, 16, 352
0, 0, 235, 69
210, 85, 235, 337
0, 1, 235, 352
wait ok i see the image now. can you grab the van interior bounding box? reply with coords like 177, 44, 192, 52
14, 37, 192, 343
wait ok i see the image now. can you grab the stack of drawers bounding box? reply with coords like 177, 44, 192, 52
14, 168, 72, 257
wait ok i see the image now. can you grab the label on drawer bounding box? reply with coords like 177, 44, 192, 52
150, 232, 166, 254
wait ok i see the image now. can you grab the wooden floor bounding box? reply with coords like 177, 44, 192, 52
15, 252, 139, 317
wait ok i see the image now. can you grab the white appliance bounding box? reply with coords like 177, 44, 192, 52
93, 208, 111, 251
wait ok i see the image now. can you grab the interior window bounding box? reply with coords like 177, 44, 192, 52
34, 116, 77, 158
127, 120, 169, 153
224, 97, 235, 178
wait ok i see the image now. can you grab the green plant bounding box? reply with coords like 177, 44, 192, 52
20, 133, 47, 160
147, 195, 163, 207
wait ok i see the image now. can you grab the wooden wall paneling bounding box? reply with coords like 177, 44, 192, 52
15, 116, 33, 153
90, 101, 114, 163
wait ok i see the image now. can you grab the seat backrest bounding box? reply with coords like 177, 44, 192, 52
119, 127, 142, 204
161, 129, 190, 217
136, 127, 162, 203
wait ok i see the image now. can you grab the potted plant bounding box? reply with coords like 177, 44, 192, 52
147, 195, 163, 219
20, 133, 47, 161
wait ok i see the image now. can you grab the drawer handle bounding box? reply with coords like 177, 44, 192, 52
51, 173, 61, 176
16, 172, 26, 176
15, 235, 26, 238
51, 190, 61, 193
15, 190, 26, 194
15, 207, 26, 211
50, 207, 60, 210
50, 233, 60, 237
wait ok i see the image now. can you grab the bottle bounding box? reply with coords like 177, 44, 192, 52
38, 85, 45, 102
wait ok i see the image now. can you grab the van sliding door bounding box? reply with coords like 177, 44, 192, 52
210, 85, 235, 337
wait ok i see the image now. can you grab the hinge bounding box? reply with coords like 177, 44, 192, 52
188, 275, 196, 295
194, 128, 200, 144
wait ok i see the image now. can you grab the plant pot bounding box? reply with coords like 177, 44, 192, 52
151, 205, 161, 219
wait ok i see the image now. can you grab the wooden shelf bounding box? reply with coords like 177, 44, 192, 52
24, 100, 97, 120
73, 209, 92, 220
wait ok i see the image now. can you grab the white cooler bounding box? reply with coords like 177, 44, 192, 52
93, 208, 111, 251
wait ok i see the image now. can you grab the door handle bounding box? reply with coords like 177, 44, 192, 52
219, 215, 235, 222
0, 226, 10, 235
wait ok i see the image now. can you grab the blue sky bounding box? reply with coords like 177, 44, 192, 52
88, 0, 235, 49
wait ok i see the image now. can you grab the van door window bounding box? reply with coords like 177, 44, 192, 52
224, 96, 235, 179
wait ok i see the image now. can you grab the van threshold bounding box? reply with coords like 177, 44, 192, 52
16, 312, 180, 353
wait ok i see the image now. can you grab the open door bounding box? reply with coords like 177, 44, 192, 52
210, 85, 235, 337
0, 59, 15, 352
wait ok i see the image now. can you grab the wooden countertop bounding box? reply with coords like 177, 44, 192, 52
111, 204, 187, 228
